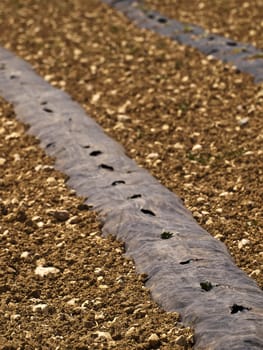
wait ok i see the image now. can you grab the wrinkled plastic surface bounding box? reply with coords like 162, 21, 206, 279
0, 47, 263, 349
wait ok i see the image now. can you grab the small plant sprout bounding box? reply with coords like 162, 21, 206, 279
161, 231, 173, 239
200, 281, 213, 292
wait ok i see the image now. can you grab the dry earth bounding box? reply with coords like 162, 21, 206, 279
143, 0, 263, 49
0, 0, 262, 348
0, 0, 261, 286
0, 97, 193, 349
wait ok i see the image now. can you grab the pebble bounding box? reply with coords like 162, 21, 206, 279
34, 266, 60, 277
20, 251, 30, 258
117, 114, 130, 121
175, 334, 188, 346
46, 176, 56, 184
91, 92, 101, 104
32, 303, 48, 312
162, 124, 169, 131
192, 144, 202, 152
47, 209, 70, 222
238, 238, 250, 249
66, 298, 79, 306
98, 284, 108, 289
148, 333, 160, 347
95, 312, 105, 320
81, 300, 89, 309
249, 269, 261, 277
219, 191, 232, 197
67, 215, 81, 224
5, 132, 20, 140
125, 327, 136, 337
239, 117, 249, 126
35, 164, 54, 171
0, 157, 6, 165
13, 153, 20, 162
44, 74, 54, 81
173, 142, 184, 149
205, 218, 213, 225
10, 314, 21, 321
93, 331, 113, 341
215, 234, 224, 240
147, 152, 159, 159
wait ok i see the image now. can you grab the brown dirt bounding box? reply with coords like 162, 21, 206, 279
0, 97, 193, 349
143, 0, 263, 49
0, 0, 262, 347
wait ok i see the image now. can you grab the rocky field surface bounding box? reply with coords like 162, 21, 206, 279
143, 0, 263, 49
0, 0, 262, 348
0, 97, 193, 349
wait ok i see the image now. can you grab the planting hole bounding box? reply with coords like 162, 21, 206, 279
43, 107, 53, 113
99, 164, 114, 171
90, 150, 102, 156
180, 258, 201, 265
230, 304, 251, 314
200, 281, 213, 292
10, 75, 17, 79
128, 194, 142, 199
141, 209, 156, 216
148, 13, 155, 19
112, 180, 125, 186
161, 231, 173, 239
82, 145, 90, 149
208, 36, 215, 41
46, 142, 55, 148
158, 17, 167, 23
180, 259, 192, 265
227, 41, 237, 46
208, 48, 218, 54
40, 101, 47, 105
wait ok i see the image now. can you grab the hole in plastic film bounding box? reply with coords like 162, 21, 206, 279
43, 107, 53, 113
230, 304, 251, 314
200, 281, 213, 292
158, 17, 167, 23
90, 150, 102, 156
112, 180, 125, 186
128, 194, 142, 199
99, 164, 114, 171
141, 209, 156, 216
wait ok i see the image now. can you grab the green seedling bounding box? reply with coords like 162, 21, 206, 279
161, 231, 173, 239
245, 53, 263, 60
200, 281, 213, 291
183, 25, 193, 33
231, 47, 248, 55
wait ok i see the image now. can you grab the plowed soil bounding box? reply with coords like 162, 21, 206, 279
0, 0, 262, 348
0, 97, 193, 349
143, 0, 263, 49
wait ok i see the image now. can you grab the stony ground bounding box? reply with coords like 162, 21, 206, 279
143, 0, 263, 49
0, 98, 193, 349
0, 0, 262, 348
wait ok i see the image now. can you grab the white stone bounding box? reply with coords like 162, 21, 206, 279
32, 303, 48, 312
35, 266, 59, 277
192, 144, 202, 152
20, 251, 30, 258
238, 238, 250, 249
